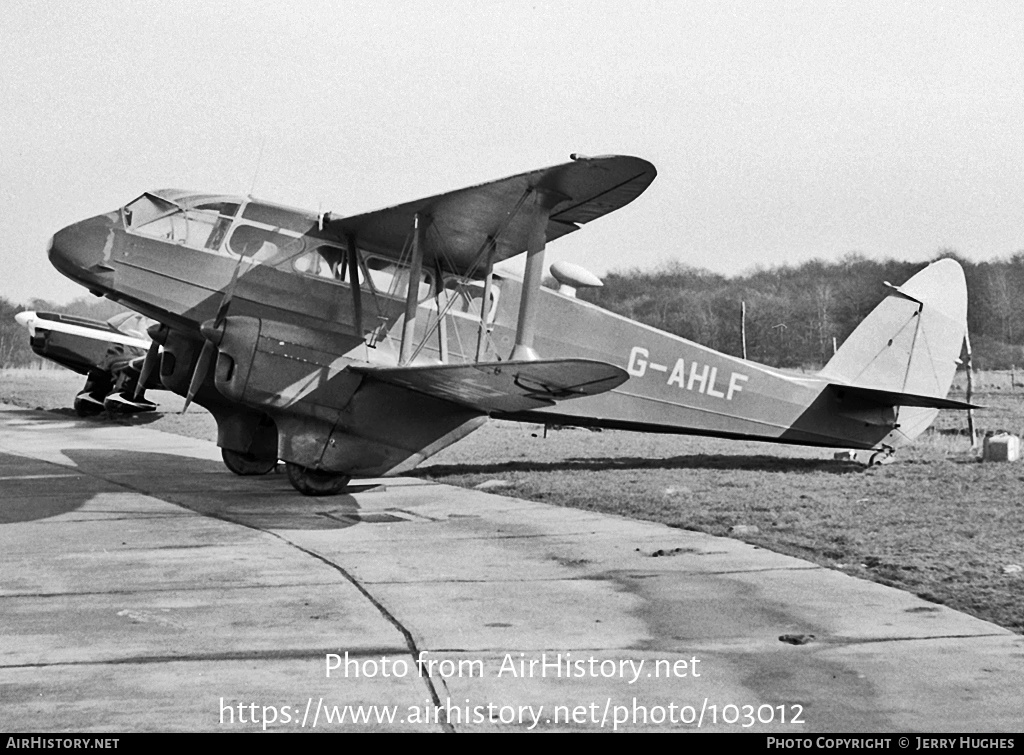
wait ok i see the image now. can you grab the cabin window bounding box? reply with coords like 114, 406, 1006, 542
442, 277, 501, 322
106, 311, 154, 340
228, 224, 304, 262
292, 251, 333, 279
364, 255, 433, 302
290, 246, 363, 284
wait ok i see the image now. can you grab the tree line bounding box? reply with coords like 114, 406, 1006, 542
578, 252, 1024, 370
3, 251, 1023, 370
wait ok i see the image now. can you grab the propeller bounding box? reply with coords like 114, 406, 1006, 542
181, 255, 248, 413
133, 340, 161, 400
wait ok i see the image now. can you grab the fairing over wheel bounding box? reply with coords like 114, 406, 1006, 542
285, 462, 351, 496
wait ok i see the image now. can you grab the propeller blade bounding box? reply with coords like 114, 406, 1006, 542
133, 340, 161, 400
181, 255, 247, 413
214, 254, 247, 328
182, 340, 215, 414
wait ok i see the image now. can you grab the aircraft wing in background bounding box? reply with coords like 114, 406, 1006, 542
15, 310, 161, 415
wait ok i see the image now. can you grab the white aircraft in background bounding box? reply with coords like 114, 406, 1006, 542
15, 310, 161, 415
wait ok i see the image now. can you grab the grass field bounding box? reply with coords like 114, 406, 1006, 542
3, 367, 1022, 634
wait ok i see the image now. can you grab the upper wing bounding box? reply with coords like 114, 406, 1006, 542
327, 155, 655, 277
350, 358, 628, 413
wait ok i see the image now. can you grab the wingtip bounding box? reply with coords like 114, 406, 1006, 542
568, 153, 656, 174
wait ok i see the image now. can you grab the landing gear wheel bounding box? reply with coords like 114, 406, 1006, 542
73, 394, 105, 417
285, 462, 351, 496
222, 448, 277, 476
867, 449, 895, 466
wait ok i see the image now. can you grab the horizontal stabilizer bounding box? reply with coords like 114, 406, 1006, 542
352, 359, 628, 413
829, 384, 978, 410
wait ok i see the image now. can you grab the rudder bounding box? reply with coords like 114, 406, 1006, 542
818, 259, 968, 442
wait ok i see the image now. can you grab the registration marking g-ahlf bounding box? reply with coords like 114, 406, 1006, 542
627, 347, 748, 401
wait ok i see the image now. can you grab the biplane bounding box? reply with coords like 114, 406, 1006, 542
47, 154, 971, 494
15, 309, 161, 415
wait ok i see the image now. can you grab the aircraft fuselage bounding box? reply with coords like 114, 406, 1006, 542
48, 191, 905, 480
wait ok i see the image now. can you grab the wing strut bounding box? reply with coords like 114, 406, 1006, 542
346, 235, 364, 339
475, 236, 497, 362
399, 213, 425, 365
511, 188, 566, 361
406, 186, 536, 365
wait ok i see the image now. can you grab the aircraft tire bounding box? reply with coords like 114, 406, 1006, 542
868, 450, 895, 467
73, 396, 105, 417
285, 462, 351, 496
221, 448, 277, 476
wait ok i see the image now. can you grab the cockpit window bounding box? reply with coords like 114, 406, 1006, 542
194, 201, 239, 218
242, 202, 317, 234
124, 194, 237, 252
123, 194, 178, 230
107, 312, 154, 340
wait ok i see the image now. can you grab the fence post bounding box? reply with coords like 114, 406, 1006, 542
965, 331, 977, 449
740, 301, 747, 360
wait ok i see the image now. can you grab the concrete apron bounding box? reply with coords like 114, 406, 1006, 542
0, 405, 1021, 733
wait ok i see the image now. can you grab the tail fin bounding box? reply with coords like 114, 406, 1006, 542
818, 259, 967, 443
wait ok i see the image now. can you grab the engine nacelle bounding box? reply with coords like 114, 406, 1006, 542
211, 316, 261, 403
158, 330, 202, 395
212, 316, 364, 418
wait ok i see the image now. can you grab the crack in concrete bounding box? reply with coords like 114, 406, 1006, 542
12, 453, 456, 733
267, 535, 456, 733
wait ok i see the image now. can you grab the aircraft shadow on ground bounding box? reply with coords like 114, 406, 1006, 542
418, 453, 865, 478
0, 447, 363, 530
49, 407, 167, 427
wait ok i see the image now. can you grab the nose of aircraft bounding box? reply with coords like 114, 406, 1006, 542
48, 214, 117, 293
14, 311, 34, 331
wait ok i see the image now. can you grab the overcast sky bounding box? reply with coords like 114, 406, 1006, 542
2, 0, 1022, 304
